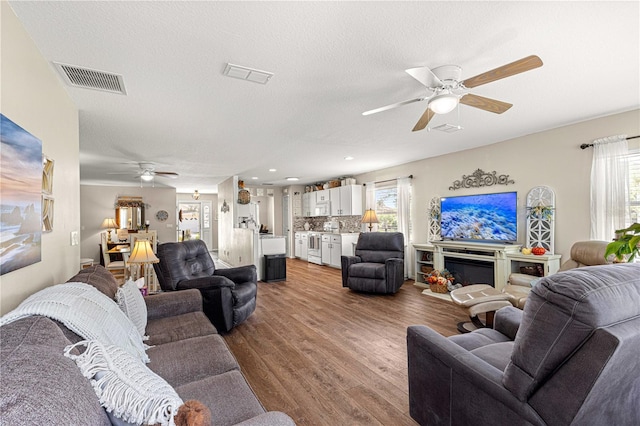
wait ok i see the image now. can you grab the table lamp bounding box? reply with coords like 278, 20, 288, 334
127, 239, 159, 290
361, 209, 379, 232
101, 217, 118, 243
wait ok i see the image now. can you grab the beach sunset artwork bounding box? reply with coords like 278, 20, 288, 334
1, 114, 42, 275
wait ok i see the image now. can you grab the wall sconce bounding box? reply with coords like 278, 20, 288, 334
192, 190, 200, 200
221, 200, 229, 213
361, 209, 379, 232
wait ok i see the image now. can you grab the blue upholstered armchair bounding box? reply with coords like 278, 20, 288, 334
341, 232, 405, 294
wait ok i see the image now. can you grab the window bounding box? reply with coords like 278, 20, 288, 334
375, 184, 398, 232
628, 149, 640, 224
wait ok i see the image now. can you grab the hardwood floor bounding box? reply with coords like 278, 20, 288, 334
223, 258, 468, 425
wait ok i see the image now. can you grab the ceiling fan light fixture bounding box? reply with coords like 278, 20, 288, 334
429, 92, 459, 114
140, 171, 154, 181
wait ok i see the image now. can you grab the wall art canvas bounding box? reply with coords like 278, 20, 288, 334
1, 113, 42, 275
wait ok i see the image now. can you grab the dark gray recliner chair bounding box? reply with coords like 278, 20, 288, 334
153, 240, 257, 332
407, 263, 640, 425
341, 232, 405, 294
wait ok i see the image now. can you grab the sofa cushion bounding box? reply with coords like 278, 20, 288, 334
0, 317, 111, 425
147, 334, 239, 387
175, 370, 266, 426
146, 311, 217, 346
449, 327, 512, 351
470, 341, 514, 372
67, 264, 119, 300
65, 340, 183, 426
116, 278, 147, 336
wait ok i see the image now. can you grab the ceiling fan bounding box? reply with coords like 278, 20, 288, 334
363, 55, 543, 131
135, 162, 179, 181
108, 162, 179, 181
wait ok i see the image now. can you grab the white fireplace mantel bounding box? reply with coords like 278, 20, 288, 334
414, 240, 561, 292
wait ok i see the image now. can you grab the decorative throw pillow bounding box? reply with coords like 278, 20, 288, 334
116, 279, 147, 337
64, 340, 184, 426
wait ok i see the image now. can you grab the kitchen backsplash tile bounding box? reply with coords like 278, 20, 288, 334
294, 216, 363, 233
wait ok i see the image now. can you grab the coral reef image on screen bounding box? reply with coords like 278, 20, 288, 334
440, 192, 517, 241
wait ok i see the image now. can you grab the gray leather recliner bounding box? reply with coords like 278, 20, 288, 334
153, 240, 257, 332
341, 232, 405, 294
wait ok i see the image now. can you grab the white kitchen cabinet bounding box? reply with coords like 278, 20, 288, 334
294, 232, 308, 260
315, 189, 330, 202
321, 234, 342, 268
329, 185, 363, 216
302, 193, 316, 217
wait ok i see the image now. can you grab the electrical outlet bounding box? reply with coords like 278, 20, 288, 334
70, 231, 79, 246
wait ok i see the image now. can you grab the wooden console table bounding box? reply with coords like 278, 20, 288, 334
414, 241, 561, 292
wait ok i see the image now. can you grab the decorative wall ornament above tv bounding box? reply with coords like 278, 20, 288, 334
449, 168, 515, 191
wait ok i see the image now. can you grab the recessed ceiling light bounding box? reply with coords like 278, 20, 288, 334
286, 177, 299, 181
269, 168, 277, 172
251, 177, 259, 180
344, 156, 354, 161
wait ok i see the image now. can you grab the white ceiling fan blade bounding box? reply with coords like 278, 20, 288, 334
362, 97, 426, 116
405, 66, 443, 88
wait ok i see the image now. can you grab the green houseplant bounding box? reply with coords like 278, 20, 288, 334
605, 223, 640, 262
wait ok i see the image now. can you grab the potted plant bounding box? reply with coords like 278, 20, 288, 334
605, 223, 640, 262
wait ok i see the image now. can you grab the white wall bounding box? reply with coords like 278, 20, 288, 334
80, 185, 177, 264
1, 2, 80, 314
355, 109, 640, 263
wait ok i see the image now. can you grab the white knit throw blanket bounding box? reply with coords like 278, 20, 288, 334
65, 340, 183, 426
0, 282, 149, 363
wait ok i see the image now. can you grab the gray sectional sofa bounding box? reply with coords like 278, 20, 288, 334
0, 265, 294, 426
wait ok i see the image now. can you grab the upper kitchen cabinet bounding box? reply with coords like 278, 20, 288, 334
330, 185, 363, 216
302, 192, 316, 217
315, 189, 330, 202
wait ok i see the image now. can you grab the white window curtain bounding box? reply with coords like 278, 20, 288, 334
397, 177, 412, 279
590, 134, 629, 240
364, 181, 376, 232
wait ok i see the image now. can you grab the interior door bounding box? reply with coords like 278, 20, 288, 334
282, 195, 290, 257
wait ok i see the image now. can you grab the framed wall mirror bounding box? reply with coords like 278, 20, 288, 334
115, 196, 145, 230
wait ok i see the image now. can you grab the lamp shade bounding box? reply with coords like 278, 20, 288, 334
362, 209, 379, 231
101, 218, 117, 229
428, 92, 458, 114
128, 239, 159, 264
140, 171, 154, 182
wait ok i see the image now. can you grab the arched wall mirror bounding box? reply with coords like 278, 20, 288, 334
115, 196, 145, 230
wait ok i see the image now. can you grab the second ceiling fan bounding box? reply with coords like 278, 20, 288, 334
363, 55, 543, 131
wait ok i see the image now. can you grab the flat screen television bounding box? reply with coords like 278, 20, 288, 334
440, 191, 517, 243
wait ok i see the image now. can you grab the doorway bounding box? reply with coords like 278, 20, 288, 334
177, 200, 213, 250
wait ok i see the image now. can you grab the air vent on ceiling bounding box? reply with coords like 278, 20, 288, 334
223, 63, 273, 84
53, 62, 127, 95
431, 123, 463, 133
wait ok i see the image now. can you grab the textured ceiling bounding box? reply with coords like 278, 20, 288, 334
9, 1, 640, 193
